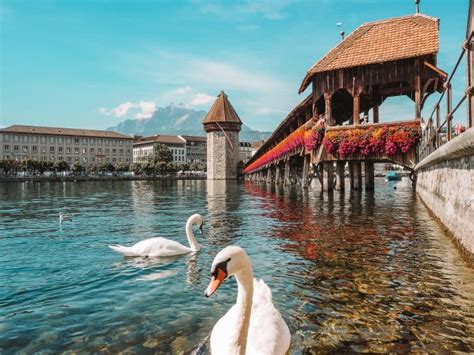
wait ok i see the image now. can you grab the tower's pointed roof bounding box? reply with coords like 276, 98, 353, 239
203, 91, 243, 125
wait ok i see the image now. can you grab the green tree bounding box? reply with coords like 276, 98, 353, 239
71, 162, 84, 175
115, 162, 130, 172
131, 163, 143, 176
151, 143, 173, 165
54, 160, 69, 172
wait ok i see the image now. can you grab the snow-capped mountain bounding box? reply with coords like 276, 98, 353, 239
106, 104, 271, 141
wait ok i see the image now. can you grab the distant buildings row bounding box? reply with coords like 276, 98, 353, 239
0, 125, 262, 167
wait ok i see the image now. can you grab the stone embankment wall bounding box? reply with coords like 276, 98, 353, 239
415, 128, 474, 255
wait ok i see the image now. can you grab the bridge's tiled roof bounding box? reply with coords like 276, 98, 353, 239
299, 14, 439, 93
246, 94, 312, 167
0, 125, 131, 139
203, 91, 242, 125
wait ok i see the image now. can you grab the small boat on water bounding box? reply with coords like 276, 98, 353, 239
385, 171, 402, 181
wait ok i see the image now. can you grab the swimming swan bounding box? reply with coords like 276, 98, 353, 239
109, 214, 204, 257
59, 212, 73, 223
205, 246, 291, 355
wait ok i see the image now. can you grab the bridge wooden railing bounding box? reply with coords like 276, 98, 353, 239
419, 31, 473, 161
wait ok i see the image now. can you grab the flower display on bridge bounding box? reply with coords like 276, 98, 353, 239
322, 122, 420, 157
245, 121, 421, 174
244, 121, 324, 174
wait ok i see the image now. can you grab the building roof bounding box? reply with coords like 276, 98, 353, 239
179, 135, 207, 142
299, 14, 439, 93
0, 125, 131, 139
134, 134, 185, 146
202, 91, 243, 125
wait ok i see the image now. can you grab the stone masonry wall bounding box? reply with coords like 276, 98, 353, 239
207, 131, 239, 179
415, 128, 474, 255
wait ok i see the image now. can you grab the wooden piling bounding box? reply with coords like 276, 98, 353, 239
364, 161, 374, 191
353, 161, 362, 190
335, 161, 345, 191
322, 161, 334, 191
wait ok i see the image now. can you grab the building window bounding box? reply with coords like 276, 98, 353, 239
105, 148, 109, 154
112, 140, 116, 146
50, 146, 55, 153
41, 146, 46, 153
66, 147, 72, 154
50, 156, 55, 161
4, 145, 9, 151
49, 137, 55, 144
4, 134, 11, 142
112, 149, 116, 154
119, 149, 123, 155
13, 145, 19, 151
66, 157, 72, 162
82, 148, 87, 154
90, 139, 95, 145
98, 148, 102, 154
58, 147, 63, 153
74, 147, 79, 154
82, 157, 87, 162
90, 157, 95, 162
14, 135, 19, 142
58, 137, 63, 144
74, 138, 80, 144
82, 138, 87, 144
74, 157, 79, 162
22, 146, 28, 153
22, 136, 28, 143
66, 137, 72, 144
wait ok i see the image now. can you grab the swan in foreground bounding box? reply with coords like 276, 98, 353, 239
59, 212, 73, 223
205, 246, 290, 355
109, 214, 204, 257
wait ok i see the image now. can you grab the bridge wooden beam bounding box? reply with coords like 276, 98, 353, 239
364, 161, 374, 191
335, 161, 345, 191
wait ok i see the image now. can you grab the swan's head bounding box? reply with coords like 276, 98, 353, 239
190, 213, 204, 234
204, 246, 250, 297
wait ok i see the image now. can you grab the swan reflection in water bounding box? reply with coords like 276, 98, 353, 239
112, 252, 201, 286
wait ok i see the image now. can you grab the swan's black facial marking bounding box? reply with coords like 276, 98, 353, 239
198, 222, 204, 234
211, 258, 231, 279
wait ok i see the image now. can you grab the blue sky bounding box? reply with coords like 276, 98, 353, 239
0, 0, 470, 132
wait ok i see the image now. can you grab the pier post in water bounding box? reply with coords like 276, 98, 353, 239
284, 160, 291, 185
266, 168, 272, 183
335, 161, 345, 191
364, 161, 374, 191
275, 164, 281, 184
302, 155, 310, 188
353, 161, 362, 190
322, 161, 334, 191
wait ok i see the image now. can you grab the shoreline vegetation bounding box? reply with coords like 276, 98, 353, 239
0, 175, 208, 183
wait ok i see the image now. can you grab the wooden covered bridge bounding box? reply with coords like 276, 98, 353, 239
245, 13, 447, 191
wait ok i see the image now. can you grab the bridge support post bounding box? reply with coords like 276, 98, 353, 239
266, 168, 272, 183
353, 161, 362, 190
364, 161, 374, 191
302, 155, 311, 188
322, 161, 334, 191
335, 161, 345, 191
284, 160, 291, 186
275, 165, 281, 184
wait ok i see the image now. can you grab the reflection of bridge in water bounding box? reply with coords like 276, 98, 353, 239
245, 12, 449, 191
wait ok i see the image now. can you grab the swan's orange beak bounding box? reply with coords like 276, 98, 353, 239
204, 268, 226, 297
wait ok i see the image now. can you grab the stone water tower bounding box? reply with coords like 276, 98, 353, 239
203, 91, 242, 179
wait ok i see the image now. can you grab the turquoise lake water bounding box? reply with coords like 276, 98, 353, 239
1, 179, 473, 353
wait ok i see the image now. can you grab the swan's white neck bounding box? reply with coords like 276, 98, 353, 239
185, 216, 200, 252
233, 262, 254, 355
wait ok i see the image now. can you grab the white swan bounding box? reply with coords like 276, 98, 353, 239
59, 212, 73, 223
205, 246, 291, 355
108, 214, 204, 257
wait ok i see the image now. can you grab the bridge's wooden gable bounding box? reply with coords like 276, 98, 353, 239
301, 14, 445, 126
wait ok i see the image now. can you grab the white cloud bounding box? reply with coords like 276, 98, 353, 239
190, 93, 215, 106
134, 100, 157, 119
99, 100, 157, 120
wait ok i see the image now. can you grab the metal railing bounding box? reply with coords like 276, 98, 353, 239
419, 31, 473, 161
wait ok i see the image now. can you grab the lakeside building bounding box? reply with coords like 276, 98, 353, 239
133, 135, 186, 163
0, 125, 133, 165
179, 135, 207, 165
239, 142, 253, 163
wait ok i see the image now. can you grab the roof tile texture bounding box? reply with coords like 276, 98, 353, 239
0, 125, 131, 139
203, 91, 242, 125
300, 14, 439, 92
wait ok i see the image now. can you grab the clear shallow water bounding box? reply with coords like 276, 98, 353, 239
0, 179, 473, 353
